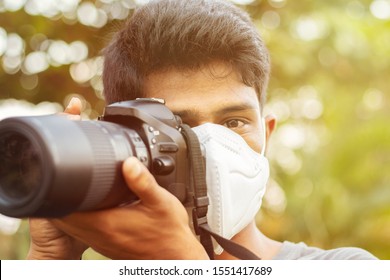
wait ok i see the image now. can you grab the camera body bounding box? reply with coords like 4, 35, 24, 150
0, 99, 192, 218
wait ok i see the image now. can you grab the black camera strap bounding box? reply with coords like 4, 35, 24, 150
180, 124, 260, 260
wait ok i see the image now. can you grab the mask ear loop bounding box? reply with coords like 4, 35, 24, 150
260, 117, 267, 156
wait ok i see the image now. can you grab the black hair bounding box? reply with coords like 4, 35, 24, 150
103, 0, 270, 107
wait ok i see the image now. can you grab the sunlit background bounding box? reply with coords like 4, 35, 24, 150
0, 0, 389, 259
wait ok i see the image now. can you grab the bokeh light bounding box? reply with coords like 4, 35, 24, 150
23, 51, 48, 74
261, 10, 281, 30
1, 0, 27, 12
370, 0, 390, 19
293, 16, 329, 41
229, 0, 256, 4
0, 98, 63, 120
4, 33, 24, 57
0, 28, 6, 55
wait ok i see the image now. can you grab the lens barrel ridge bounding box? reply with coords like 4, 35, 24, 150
74, 121, 144, 211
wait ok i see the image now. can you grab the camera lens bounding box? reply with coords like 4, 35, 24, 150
0, 115, 146, 218
0, 132, 43, 201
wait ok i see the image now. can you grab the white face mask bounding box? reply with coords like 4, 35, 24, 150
192, 120, 269, 255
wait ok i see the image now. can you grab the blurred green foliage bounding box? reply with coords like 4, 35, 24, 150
0, 0, 389, 259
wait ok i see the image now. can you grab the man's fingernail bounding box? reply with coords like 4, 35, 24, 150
66, 97, 77, 109
126, 157, 142, 177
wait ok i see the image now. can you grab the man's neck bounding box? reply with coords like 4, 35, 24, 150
214, 221, 282, 260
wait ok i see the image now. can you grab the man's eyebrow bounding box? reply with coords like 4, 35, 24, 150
172, 102, 258, 118
171, 109, 201, 119
215, 102, 259, 115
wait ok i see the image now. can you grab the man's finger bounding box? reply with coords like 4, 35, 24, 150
122, 157, 166, 206
63, 97, 82, 115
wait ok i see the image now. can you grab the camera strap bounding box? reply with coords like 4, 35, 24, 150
180, 124, 260, 260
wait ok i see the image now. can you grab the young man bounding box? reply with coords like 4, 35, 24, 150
27, 0, 377, 260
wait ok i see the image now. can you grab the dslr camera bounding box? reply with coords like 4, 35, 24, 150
0, 99, 193, 218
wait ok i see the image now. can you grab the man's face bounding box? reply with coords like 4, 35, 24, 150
143, 62, 274, 153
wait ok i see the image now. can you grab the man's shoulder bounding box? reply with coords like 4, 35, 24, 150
273, 241, 377, 260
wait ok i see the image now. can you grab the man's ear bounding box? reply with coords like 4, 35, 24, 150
264, 114, 277, 143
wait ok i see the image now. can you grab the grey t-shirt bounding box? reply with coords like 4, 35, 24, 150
273, 241, 378, 260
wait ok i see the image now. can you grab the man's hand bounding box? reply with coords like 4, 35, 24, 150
27, 218, 88, 259
27, 97, 88, 260
51, 157, 209, 259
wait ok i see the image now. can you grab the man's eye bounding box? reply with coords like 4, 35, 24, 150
224, 119, 245, 129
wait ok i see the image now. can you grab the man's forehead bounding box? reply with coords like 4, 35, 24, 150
143, 62, 261, 116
